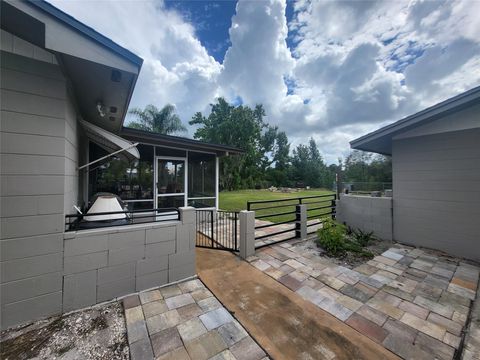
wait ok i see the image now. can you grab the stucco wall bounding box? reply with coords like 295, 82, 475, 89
392, 128, 480, 261
336, 195, 393, 241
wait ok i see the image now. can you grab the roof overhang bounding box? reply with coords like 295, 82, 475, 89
1, 0, 143, 133
350, 85, 480, 155
120, 127, 245, 156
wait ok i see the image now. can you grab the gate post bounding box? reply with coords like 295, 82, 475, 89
295, 204, 307, 240
239, 210, 255, 259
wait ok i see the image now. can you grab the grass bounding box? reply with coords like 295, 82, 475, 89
219, 188, 335, 223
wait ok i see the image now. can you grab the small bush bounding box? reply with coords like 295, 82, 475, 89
352, 229, 375, 247
316, 218, 347, 256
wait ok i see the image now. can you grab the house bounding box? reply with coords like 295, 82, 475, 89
348, 86, 480, 261
0, 0, 241, 329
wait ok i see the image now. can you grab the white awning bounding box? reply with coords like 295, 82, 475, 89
79, 119, 140, 170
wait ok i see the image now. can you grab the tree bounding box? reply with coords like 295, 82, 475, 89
189, 98, 275, 190
128, 104, 186, 135
290, 138, 330, 188
342, 150, 392, 190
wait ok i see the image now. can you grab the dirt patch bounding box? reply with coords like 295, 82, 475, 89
0, 302, 128, 360
292, 236, 394, 268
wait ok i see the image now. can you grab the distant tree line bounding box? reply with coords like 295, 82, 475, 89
129, 100, 392, 191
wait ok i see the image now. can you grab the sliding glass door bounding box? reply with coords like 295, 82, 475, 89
155, 157, 187, 209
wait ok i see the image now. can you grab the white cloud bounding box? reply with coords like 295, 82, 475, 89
50, 0, 480, 164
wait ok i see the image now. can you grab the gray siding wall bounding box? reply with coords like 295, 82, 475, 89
392, 128, 480, 261
336, 195, 393, 241
1, 48, 73, 328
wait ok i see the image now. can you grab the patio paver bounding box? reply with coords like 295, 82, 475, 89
124, 278, 266, 360
248, 238, 480, 360
197, 247, 399, 360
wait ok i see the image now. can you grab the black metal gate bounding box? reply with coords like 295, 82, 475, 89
195, 210, 239, 251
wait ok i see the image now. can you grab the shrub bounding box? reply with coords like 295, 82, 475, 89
352, 229, 375, 247
316, 218, 347, 256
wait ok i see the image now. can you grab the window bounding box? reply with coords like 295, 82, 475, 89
188, 152, 216, 208
88, 143, 154, 210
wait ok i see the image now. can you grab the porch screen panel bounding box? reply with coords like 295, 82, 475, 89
188, 152, 216, 208
88, 143, 154, 210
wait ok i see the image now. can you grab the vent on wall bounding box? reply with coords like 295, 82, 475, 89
111, 70, 121, 82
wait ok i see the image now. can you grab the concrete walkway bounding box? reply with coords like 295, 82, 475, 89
196, 248, 399, 360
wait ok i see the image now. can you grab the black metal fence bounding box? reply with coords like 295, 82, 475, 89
247, 193, 337, 247
65, 208, 179, 232
195, 210, 239, 251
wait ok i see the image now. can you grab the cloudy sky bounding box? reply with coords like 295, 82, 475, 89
52, 0, 480, 163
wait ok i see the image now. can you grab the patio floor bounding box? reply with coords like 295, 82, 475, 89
248, 238, 480, 360
123, 279, 267, 360
197, 247, 399, 360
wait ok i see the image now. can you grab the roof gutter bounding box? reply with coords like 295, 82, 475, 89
350, 85, 480, 150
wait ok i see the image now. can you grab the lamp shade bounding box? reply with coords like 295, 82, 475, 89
83, 195, 126, 221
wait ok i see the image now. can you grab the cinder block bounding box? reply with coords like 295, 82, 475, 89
64, 251, 108, 275
108, 246, 144, 266
0, 213, 63, 238
176, 224, 194, 254
146, 226, 176, 244
1, 252, 62, 282
1, 291, 62, 330
1, 88, 65, 119
108, 230, 145, 249
168, 250, 195, 269
13, 35, 34, 58
1, 51, 64, 80
97, 277, 135, 303
1, 233, 62, 261
1, 271, 62, 304
179, 207, 195, 225
135, 270, 168, 292
0, 110, 65, 137
136, 256, 168, 276
63, 270, 97, 312
1, 29, 13, 52
64, 234, 108, 256
1, 131, 65, 157
1, 153, 66, 176
145, 241, 175, 258
168, 262, 195, 283
97, 262, 136, 285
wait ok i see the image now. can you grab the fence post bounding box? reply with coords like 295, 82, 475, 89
179, 206, 196, 250
295, 204, 307, 240
331, 195, 336, 221
239, 210, 255, 259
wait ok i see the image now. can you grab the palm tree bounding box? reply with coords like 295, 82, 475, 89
128, 104, 187, 135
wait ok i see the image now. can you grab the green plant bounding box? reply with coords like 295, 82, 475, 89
316, 218, 347, 256
352, 228, 375, 246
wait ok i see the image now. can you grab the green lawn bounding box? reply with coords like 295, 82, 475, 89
219, 189, 335, 223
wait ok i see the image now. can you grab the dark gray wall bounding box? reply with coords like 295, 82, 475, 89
392, 128, 480, 261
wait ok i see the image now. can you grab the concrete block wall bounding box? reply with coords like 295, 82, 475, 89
1, 42, 73, 328
62, 208, 196, 314
336, 195, 393, 241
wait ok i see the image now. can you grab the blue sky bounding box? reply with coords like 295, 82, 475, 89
164, 0, 297, 63
164, 1, 237, 62
51, 0, 480, 163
